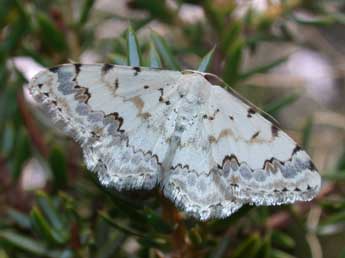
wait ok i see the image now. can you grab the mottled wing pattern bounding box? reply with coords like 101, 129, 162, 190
163, 71, 321, 219
29, 65, 321, 221
209, 82, 321, 205
29, 64, 182, 190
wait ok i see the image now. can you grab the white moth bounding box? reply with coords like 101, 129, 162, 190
29, 64, 321, 220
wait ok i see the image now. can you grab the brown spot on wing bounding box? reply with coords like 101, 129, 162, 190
130, 96, 144, 111
209, 129, 234, 144
208, 135, 216, 143
140, 112, 151, 120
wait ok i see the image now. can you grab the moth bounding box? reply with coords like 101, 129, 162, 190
29, 64, 321, 220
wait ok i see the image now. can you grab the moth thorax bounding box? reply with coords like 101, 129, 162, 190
177, 74, 211, 104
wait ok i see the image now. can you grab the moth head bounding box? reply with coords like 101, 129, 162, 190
178, 72, 211, 104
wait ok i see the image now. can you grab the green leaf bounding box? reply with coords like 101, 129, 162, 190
144, 209, 172, 234
99, 211, 144, 238
0, 12, 29, 54
264, 93, 299, 116
108, 53, 127, 65
188, 226, 203, 246
239, 57, 288, 81
222, 21, 242, 52
301, 117, 313, 151
339, 247, 345, 258
149, 42, 162, 68
0, 249, 9, 258
95, 233, 126, 258
197, 46, 216, 72
202, 0, 224, 31
320, 211, 345, 226
255, 233, 271, 258
223, 39, 244, 85
231, 233, 261, 258
0, 230, 47, 255
0, 230, 70, 258
11, 128, 30, 179
127, 0, 175, 24
210, 234, 232, 258
0, 123, 15, 158
127, 25, 142, 66
332, 12, 345, 25
336, 149, 345, 170
323, 171, 345, 181
36, 192, 65, 231
79, 0, 95, 26
0, 0, 13, 27
49, 147, 68, 189
36, 13, 67, 52
30, 207, 69, 244
271, 249, 296, 258
292, 13, 335, 26
7, 209, 31, 229
151, 31, 180, 70
271, 231, 295, 249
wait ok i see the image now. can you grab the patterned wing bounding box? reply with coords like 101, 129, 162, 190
162, 71, 321, 220
29, 64, 182, 190
29, 65, 321, 221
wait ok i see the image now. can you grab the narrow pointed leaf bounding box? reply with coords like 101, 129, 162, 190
271, 249, 296, 258
79, 0, 95, 26
231, 233, 261, 258
271, 231, 295, 249
7, 209, 31, 229
151, 32, 180, 70
223, 39, 244, 85
197, 46, 216, 72
30, 207, 69, 244
239, 56, 288, 81
36, 13, 67, 52
144, 209, 172, 234
0, 230, 48, 255
264, 93, 299, 116
0, 230, 70, 258
36, 192, 65, 231
99, 211, 144, 237
49, 147, 68, 189
149, 42, 162, 68
127, 25, 142, 67
109, 53, 127, 65
302, 117, 313, 151
1, 123, 15, 157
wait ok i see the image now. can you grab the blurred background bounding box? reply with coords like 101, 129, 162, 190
1, 0, 345, 257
